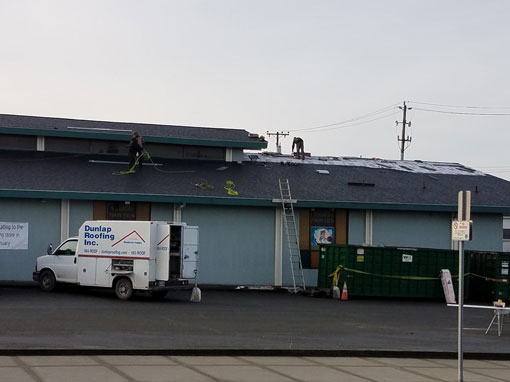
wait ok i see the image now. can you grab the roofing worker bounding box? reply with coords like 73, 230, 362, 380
292, 137, 305, 160
128, 131, 144, 172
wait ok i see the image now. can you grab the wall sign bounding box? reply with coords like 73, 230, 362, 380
0, 222, 29, 250
311, 227, 334, 246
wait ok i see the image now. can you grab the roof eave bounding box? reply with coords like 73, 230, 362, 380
1, 189, 508, 214
0, 127, 267, 150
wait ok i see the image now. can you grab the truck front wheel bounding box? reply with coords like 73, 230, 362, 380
39, 270, 56, 292
115, 278, 133, 300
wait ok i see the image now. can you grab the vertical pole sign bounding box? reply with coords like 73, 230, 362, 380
452, 190, 472, 382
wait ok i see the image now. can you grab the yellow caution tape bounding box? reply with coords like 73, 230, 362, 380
328, 266, 342, 287
326, 265, 500, 288
328, 265, 438, 282
470, 273, 510, 283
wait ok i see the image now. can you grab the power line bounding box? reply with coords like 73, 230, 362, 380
295, 112, 396, 133
289, 104, 398, 132
410, 101, 510, 110
413, 107, 510, 116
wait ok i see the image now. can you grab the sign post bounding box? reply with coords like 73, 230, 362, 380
453, 190, 471, 382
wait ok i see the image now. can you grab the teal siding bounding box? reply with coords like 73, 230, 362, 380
0, 198, 61, 281
464, 213, 503, 251
373, 211, 452, 249
182, 205, 275, 285
232, 149, 244, 162
69, 200, 92, 236
348, 210, 365, 245
151, 203, 174, 222
372, 211, 503, 251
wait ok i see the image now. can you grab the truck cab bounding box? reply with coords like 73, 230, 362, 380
33, 238, 79, 291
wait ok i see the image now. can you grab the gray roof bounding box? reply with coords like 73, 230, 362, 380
2, 150, 510, 213
0, 114, 267, 149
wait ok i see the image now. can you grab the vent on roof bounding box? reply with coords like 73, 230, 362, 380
348, 182, 375, 187
316, 170, 330, 175
420, 166, 436, 171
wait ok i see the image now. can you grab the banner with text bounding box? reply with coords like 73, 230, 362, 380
0, 223, 29, 250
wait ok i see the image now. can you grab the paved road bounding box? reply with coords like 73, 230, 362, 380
1, 286, 509, 354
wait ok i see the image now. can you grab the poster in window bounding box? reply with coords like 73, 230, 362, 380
311, 227, 334, 246
0, 222, 29, 250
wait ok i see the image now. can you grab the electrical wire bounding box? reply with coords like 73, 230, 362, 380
295, 111, 397, 133
289, 104, 399, 132
410, 101, 510, 110
412, 107, 510, 116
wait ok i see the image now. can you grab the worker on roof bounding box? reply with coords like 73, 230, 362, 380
292, 137, 305, 160
128, 131, 144, 172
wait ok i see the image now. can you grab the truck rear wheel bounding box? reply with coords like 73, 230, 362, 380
115, 277, 133, 300
39, 270, 56, 292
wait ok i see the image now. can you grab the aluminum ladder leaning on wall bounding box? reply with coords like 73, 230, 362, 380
278, 178, 306, 293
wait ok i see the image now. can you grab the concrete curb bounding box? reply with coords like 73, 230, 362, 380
0, 349, 510, 360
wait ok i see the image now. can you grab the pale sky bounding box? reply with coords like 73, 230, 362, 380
2, 1, 510, 179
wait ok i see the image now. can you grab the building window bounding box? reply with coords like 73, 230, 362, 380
0, 134, 37, 150
503, 217, 510, 252
93, 201, 151, 221
106, 202, 137, 220
44, 136, 225, 161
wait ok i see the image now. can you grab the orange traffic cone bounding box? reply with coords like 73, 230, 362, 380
341, 281, 348, 301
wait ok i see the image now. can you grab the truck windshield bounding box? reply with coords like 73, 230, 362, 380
55, 240, 77, 256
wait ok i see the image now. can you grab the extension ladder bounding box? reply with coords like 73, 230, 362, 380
278, 178, 306, 293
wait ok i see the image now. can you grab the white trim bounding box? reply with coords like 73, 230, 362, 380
274, 208, 283, 286
364, 210, 373, 245
451, 213, 459, 250
173, 203, 183, 222
37, 136, 45, 151
60, 199, 70, 242
225, 148, 233, 162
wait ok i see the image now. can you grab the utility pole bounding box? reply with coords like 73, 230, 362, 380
266, 131, 289, 154
396, 101, 412, 160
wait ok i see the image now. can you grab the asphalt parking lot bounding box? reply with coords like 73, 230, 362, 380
1, 286, 510, 356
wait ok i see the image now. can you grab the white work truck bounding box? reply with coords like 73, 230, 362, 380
33, 220, 199, 300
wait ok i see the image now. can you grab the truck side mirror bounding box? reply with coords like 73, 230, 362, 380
47, 243, 53, 255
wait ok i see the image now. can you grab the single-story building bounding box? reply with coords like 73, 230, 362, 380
1, 114, 509, 287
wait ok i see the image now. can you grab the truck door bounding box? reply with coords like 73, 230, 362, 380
155, 223, 170, 281
52, 239, 78, 283
182, 226, 198, 279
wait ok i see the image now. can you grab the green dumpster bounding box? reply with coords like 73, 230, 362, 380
469, 251, 510, 301
318, 244, 469, 299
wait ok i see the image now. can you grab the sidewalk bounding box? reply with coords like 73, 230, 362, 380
2, 355, 510, 382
